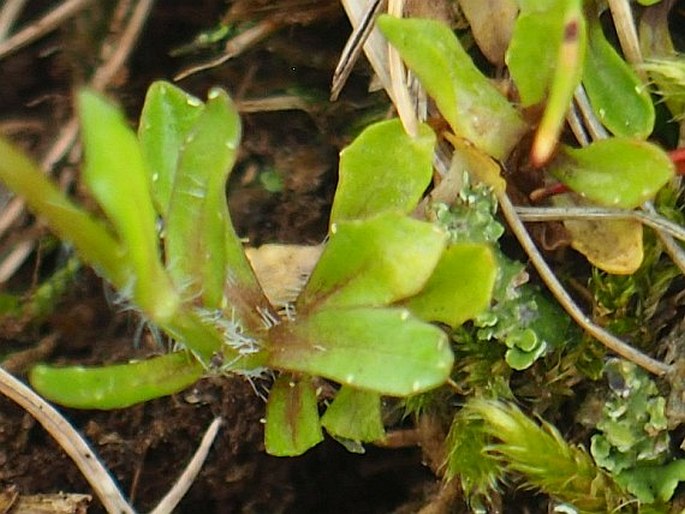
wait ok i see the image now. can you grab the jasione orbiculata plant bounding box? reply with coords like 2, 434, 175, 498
0, 81, 496, 456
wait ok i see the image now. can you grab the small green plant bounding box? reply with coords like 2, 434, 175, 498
448, 399, 633, 513
2, 1, 684, 510
0, 81, 497, 455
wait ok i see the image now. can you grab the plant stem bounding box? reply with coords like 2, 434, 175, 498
499, 192, 672, 376
515, 206, 685, 243
0, 366, 135, 513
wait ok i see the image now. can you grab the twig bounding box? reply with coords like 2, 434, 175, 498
642, 200, 685, 276
498, 192, 672, 376
606, 0, 644, 69
149, 418, 222, 514
515, 206, 685, 243
573, 85, 609, 140
91, 0, 155, 90
339, 0, 394, 102
174, 20, 279, 81
0, 239, 34, 283
0, 0, 154, 283
331, 0, 386, 101
41, 117, 80, 171
387, 0, 418, 137
0, 333, 59, 374
0, 366, 136, 513
566, 101, 590, 147
0, 0, 94, 60
236, 95, 313, 113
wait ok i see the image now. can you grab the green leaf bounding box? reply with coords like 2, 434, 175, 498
79, 90, 178, 321
299, 213, 447, 311
506, 0, 586, 165
549, 138, 674, 209
321, 386, 385, 443
404, 243, 496, 328
268, 306, 453, 396
582, 13, 654, 138
377, 15, 526, 161
264, 374, 323, 456
330, 118, 435, 224
29, 352, 204, 409
506, 0, 569, 106
138, 81, 205, 217
504, 331, 547, 370
164, 88, 241, 308
0, 137, 127, 287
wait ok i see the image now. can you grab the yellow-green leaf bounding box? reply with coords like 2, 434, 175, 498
79, 90, 178, 321
550, 138, 674, 209
268, 307, 453, 396
378, 15, 526, 161
264, 374, 323, 456
299, 213, 447, 311
331, 118, 435, 224
405, 243, 497, 327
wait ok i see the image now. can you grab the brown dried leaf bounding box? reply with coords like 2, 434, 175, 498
457, 0, 518, 66
563, 217, 643, 274
245, 244, 323, 305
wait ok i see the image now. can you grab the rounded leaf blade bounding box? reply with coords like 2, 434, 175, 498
549, 138, 674, 209
299, 213, 447, 311
268, 307, 454, 396
331, 118, 435, 224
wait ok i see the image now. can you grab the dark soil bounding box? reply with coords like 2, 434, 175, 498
0, 1, 444, 513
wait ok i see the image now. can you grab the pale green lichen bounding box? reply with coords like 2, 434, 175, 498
588, 359, 685, 504
432, 179, 576, 371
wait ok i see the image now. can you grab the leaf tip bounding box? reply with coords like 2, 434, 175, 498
530, 131, 557, 168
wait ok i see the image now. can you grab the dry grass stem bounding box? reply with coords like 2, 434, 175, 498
339, 0, 394, 101
331, 0, 385, 101
387, 0, 419, 137
607, 0, 644, 70
0, 366, 136, 514
174, 20, 279, 81
516, 205, 685, 244
573, 85, 609, 140
0, 0, 94, 60
150, 418, 223, 514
